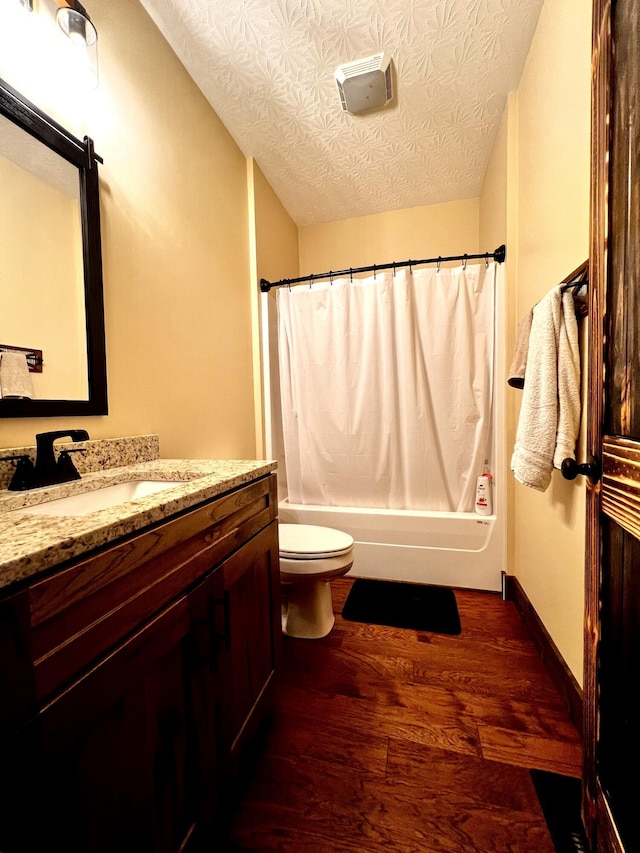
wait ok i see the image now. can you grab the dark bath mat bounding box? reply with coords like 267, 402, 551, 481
342, 579, 461, 635
530, 769, 589, 853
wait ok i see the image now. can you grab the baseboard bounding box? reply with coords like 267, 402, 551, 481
505, 575, 583, 735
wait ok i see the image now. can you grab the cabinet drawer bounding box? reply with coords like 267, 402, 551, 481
28, 474, 277, 702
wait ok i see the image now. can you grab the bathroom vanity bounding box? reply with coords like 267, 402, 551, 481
0, 443, 279, 853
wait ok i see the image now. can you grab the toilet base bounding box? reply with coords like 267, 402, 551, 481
282, 579, 335, 639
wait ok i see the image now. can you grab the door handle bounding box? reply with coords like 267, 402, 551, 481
561, 456, 601, 484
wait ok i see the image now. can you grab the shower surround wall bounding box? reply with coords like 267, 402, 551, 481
265, 260, 507, 592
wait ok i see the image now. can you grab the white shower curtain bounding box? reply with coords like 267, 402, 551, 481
277, 262, 497, 512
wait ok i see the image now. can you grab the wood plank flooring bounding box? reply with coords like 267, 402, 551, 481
224, 578, 582, 852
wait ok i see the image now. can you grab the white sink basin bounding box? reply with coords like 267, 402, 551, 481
19, 480, 184, 517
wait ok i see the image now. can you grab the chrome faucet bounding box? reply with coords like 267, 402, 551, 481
34, 430, 90, 487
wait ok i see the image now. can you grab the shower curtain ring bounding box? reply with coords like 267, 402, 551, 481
485, 253, 489, 268
409, 261, 413, 275
373, 264, 376, 280
437, 257, 441, 273
393, 262, 396, 277
350, 268, 353, 283
463, 254, 468, 270
309, 273, 313, 290
329, 270, 333, 284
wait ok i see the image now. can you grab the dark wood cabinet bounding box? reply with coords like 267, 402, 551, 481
0, 474, 280, 853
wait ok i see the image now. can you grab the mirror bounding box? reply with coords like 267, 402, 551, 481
0, 77, 107, 417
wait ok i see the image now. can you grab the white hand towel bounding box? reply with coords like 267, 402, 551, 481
507, 308, 533, 388
553, 291, 582, 467
510, 287, 581, 491
0, 351, 34, 399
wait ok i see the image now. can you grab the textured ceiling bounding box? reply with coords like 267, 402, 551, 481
140, 0, 543, 226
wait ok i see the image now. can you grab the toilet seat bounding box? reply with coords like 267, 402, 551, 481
279, 523, 354, 559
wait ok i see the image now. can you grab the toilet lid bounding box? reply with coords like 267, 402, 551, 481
279, 523, 354, 559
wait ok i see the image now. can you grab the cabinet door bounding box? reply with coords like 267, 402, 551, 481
0, 578, 218, 853
214, 521, 281, 758
0, 588, 36, 735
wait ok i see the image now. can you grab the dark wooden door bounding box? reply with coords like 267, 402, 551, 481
585, 1, 640, 850
214, 521, 281, 760
0, 578, 218, 853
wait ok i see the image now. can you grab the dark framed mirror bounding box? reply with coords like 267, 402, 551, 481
0, 77, 107, 417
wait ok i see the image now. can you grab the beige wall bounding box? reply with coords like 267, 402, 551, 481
480, 98, 520, 592
247, 159, 299, 466
0, 0, 256, 459
251, 162, 299, 287
299, 199, 479, 275
481, 0, 591, 685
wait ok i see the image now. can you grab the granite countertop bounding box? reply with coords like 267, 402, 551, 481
0, 459, 277, 591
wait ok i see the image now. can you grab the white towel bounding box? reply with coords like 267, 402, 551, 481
510, 287, 581, 491
0, 351, 34, 399
507, 308, 533, 388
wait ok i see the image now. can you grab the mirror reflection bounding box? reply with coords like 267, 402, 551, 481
0, 77, 107, 418
0, 112, 89, 401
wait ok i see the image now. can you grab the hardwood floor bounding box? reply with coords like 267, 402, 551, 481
224, 578, 582, 852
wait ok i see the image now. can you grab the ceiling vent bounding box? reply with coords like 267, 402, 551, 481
334, 53, 393, 115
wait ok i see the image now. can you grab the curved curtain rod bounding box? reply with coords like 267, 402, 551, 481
259, 244, 506, 293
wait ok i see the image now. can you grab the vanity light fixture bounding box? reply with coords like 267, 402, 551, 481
56, 0, 97, 48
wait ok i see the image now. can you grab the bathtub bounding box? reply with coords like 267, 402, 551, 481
278, 498, 504, 592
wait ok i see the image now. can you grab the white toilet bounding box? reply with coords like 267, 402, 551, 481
279, 523, 354, 639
